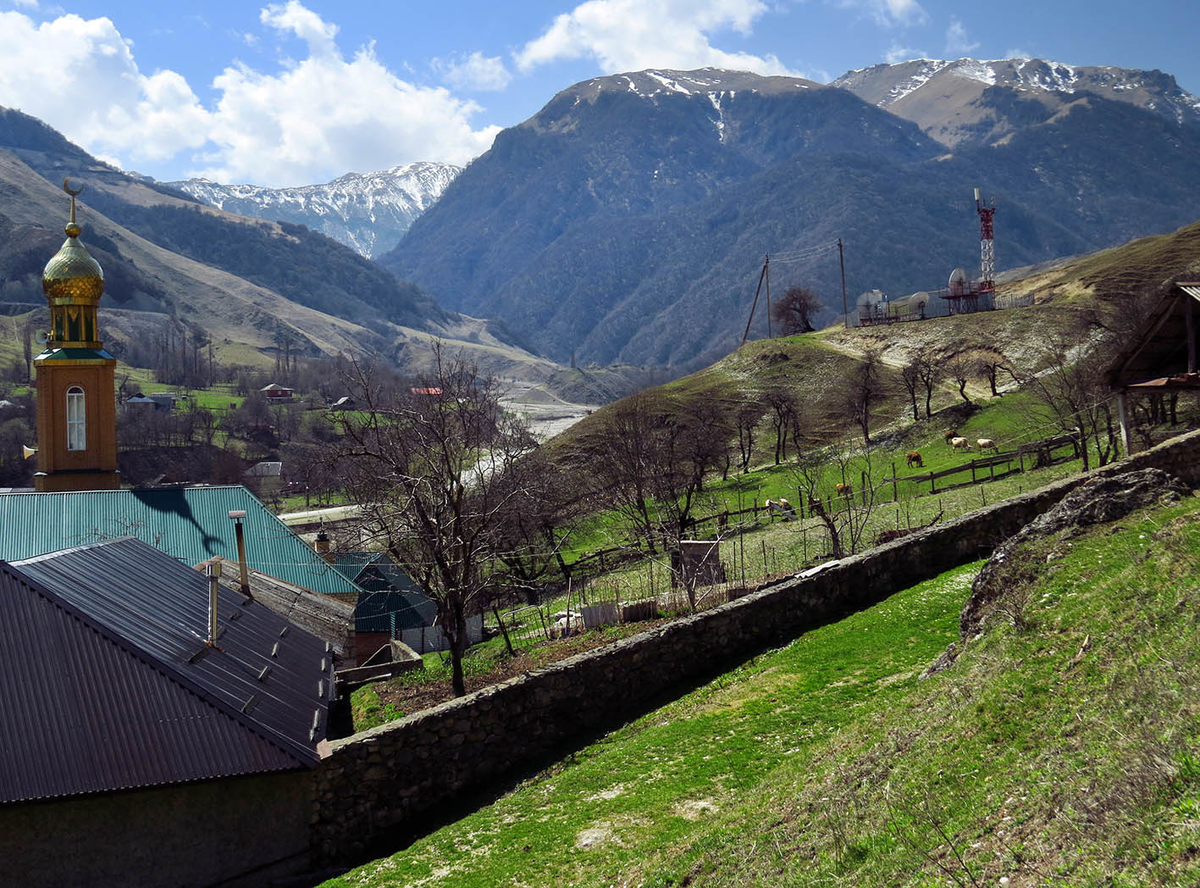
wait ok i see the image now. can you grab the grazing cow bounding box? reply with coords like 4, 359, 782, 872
950, 436, 971, 451
977, 438, 999, 452
906, 451, 924, 468
836, 483, 852, 497
943, 428, 958, 443
767, 498, 795, 520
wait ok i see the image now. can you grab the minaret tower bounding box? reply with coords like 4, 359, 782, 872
33, 179, 120, 491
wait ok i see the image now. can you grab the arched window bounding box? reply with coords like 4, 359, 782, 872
66, 386, 86, 451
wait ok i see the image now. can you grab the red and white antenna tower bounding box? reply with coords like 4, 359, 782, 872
974, 186, 996, 291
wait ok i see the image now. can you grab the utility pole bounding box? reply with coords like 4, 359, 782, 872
764, 254, 772, 338
838, 238, 848, 328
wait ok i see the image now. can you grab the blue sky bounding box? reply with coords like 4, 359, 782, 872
2, 0, 1198, 187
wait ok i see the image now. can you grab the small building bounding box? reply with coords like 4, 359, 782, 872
261, 382, 295, 401
0, 537, 334, 888
1107, 282, 1200, 453
328, 395, 355, 410
331, 552, 482, 658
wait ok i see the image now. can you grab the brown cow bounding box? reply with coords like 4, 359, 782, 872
950, 436, 971, 451
836, 483, 852, 497
906, 451, 924, 468
943, 428, 958, 443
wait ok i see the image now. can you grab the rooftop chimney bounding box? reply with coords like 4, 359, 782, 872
228, 510, 252, 598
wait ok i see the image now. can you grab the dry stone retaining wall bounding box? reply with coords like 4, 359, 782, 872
312, 430, 1200, 866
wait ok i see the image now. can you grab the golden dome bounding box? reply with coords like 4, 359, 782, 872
43, 179, 104, 302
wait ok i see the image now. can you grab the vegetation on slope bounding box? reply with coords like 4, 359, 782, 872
324, 486, 1200, 888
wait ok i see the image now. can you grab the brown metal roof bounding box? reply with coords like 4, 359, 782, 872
0, 538, 334, 806
1107, 284, 1199, 389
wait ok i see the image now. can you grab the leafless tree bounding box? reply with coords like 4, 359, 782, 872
572, 390, 725, 557
333, 346, 537, 696
792, 446, 881, 559
771, 285, 822, 335
1022, 327, 1120, 471
900, 357, 923, 422
944, 354, 977, 407
916, 348, 940, 419
841, 348, 884, 445
763, 386, 798, 464
735, 399, 765, 474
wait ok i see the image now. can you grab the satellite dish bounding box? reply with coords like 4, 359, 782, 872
35, 331, 48, 345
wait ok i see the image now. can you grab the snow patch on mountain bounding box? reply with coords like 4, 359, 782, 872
169, 161, 460, 259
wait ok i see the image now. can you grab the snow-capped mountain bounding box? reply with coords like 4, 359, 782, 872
832, 58, 1200, 147
169, 161, 460, 258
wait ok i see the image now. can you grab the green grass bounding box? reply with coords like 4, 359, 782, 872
349, 685, 405, 732
325, 493, 1200, 888
323, 560, 979, 887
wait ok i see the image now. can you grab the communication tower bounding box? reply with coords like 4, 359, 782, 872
975, 186, 996, 292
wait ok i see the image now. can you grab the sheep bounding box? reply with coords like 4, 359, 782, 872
977, 438, 999, 452
943, 428, 958, 443
950, 436, 971, 451
906, 451, 924, 468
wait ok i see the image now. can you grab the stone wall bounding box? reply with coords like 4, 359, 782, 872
311, 430, 1200, 865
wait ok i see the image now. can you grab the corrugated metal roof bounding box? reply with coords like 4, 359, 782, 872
0, 485, 359, 596
333, 553, 435, 634
1, 537, 334, 805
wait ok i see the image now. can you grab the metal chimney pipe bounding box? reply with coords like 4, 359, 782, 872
229, 510, 252, 598
206, 561, 222, 646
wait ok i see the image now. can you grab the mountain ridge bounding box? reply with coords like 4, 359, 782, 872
168, 162, 460, 259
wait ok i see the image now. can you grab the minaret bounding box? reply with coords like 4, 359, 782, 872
33, 179, 120, 491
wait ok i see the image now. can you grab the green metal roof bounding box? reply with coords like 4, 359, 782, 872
0, 486, 359, 596
34, 347, 114, 361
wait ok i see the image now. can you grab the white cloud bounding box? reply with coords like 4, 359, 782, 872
515, 0, 800, 77
11, 0, 38, 8
431, 51, 512, 91
0, 5, 500, 186
885, 42, 925, 64
1005, 48, 1031, 60
0, 12, 211, 163
837, 0, 928, 28
944, 17, 979, 57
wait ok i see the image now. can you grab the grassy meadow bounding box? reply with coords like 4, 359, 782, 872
325, 491, 1200, 888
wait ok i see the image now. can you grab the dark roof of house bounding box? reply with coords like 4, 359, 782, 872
195, 555, 355, 662
1108, 285, 1200, 389
332, 553, 434, 634
0, 537, 334, 806
355, 589, 438, 633
0, 485, 359, 596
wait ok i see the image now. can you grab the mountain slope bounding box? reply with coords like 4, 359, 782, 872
831, 57, 1200, 147
0, 105, 448, 332
168, 162, 460, 259
381, 68, 943, 367
381, 64, 1200, 370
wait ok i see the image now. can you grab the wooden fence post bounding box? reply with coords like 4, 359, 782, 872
891, 462, 898, 502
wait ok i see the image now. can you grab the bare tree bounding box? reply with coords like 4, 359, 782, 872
763, 386, 798, 464
900, 357, 923, 422
944, 354, 977, 407
842, 348, 884, 445
334, 347, 536, 696
1023, 327, 1120, 471
792, 446, 881, 559
916, 349, 940, 418
574, 390, 725, 557
771, 285, 822, 335
734, 399, 765, 474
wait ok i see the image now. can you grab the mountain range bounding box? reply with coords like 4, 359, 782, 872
167, 162, 460, 259
380, 61, 1200, 370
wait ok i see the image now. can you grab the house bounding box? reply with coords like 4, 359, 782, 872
0, 485, 360, 597
0, 537, 334, 888
328, 395, 355, 410
261, 382, 295, 401
1107, 282, 1200, 453
245, 459, 284, 497
195, 554, 356, 665
332, 551, 482, 657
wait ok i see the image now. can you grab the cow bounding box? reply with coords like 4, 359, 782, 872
950, 436, 971, 451
977, 438, 999, 452
943, 428, 958, 443
906, 451, 924, 468
836, 483, 853, 497
767, 498, 795, 520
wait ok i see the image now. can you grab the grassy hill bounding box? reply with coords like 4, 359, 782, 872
322, 483, 1200, 887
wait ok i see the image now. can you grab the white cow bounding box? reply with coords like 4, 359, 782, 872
977, 438, 999, 452
950, 436, 971, 451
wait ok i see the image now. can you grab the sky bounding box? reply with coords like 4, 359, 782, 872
1, 0, 1198, 188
